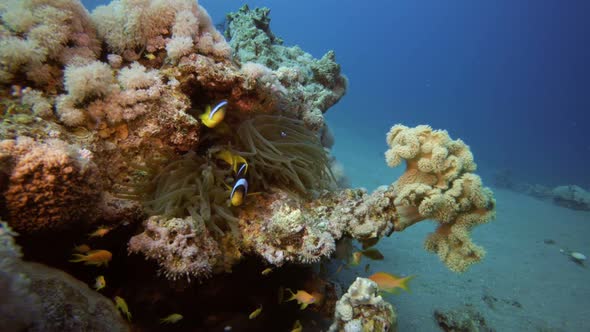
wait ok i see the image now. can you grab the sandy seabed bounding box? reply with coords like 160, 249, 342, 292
331, 126, 590, 332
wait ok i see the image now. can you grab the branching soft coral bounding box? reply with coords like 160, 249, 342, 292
0, 0, 101, 89
56, 61, 164, 127
91, 0, 230, 62
386, 124, 496, 272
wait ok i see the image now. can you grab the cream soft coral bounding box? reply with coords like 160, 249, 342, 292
386, 124, 495, 272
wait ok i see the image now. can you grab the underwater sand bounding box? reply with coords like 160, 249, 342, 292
331, 125, 590, 331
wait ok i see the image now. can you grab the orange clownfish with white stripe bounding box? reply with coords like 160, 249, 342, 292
230, 178, 248, 206
199, 100, 228, 128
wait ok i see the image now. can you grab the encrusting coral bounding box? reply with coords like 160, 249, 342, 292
128, 215, 220, 280
0, 137, 102, 233
329, 277, 397, 332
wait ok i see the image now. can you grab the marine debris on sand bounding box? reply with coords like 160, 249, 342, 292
0, 1, 495, 330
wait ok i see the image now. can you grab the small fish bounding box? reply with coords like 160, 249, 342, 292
145, 53, 156, 60
114, 296, 132, 321
368, 272, 415, 294
230, 178, 248, 206
160, 313, 183, 324
335, 264, 344, 274
248, 305, 262, 319
199, 100, 228, 128
361, 237, 379, 249
215, 150, 248, 176
291, 320, 302, 332
364, 264, 371, 273
94, 275, 106, 291
88, 226, 112, 238
261, 267, 273, 275
361, 248, 384, 260
70, 249, 112, 267
73, 244, 91, 253
285, 289, 317, 310
349, 252, 362, 266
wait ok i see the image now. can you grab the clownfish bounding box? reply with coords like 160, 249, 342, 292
216, 150, 248, 176
199, 100, 228, 128
230, 178, 248, 206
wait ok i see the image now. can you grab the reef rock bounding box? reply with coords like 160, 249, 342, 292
329, 277, 397, 332
434, 305, 492, 332
0, 222, 128, 332
551, 185, 590, 211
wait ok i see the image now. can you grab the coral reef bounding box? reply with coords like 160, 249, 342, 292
0, 0, 497, 330
329, 277, 397, 332
226, 5, 348, 130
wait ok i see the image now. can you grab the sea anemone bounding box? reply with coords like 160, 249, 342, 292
234, 115, 334, 195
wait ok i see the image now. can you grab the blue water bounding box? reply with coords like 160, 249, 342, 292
201, 0, 590, 189
83, 0, 590, 188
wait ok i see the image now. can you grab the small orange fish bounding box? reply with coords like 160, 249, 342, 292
94, 275, 106, 291
249, 305, 263, 319
160, 313, 183, 324
349, 252, 362, 266
114, 296, 131, 321
286, 289, 317, 310
368, 272, 415, 294
89, 226, 112, 238
261, 267, 273, 275
70, 249, 112, 267
291, 320, 302, 332
73, 244, 91, 253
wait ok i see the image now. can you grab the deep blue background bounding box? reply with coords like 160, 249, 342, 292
83, 0, 590, 188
